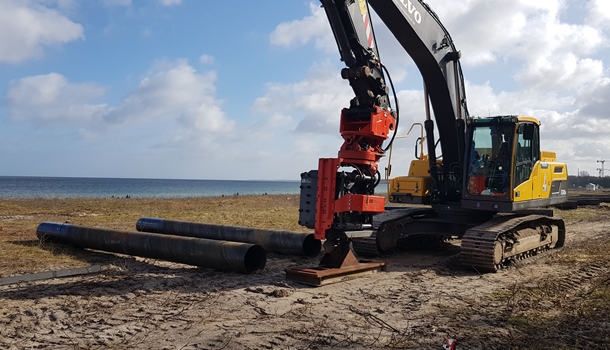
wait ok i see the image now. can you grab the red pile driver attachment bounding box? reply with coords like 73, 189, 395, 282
289, 106, 394, 285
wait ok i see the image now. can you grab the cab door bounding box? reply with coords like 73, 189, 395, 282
513, 123, 540, 202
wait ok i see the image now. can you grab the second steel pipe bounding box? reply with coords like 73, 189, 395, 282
136, 218, 321, 257
37, 222, 266, 273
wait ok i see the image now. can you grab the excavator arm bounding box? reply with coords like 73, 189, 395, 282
321, 0, 472, 208
321, 0, 391, 110
297, 0, 398, 265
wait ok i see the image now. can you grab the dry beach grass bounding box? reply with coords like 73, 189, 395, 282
0, 195, 304, 276
1, 195, 609, 349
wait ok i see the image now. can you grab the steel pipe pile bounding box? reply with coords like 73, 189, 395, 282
37, 222, 266, 273
136, 218, 321, 257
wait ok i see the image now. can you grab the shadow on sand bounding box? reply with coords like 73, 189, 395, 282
1, 237, 479, 301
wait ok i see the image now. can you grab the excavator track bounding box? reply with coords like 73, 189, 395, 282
461, 214, 565, 272
352, 207, 437, 256
352, 209, 566, 273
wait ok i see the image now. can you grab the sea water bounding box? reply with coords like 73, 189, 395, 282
0, 176, 300, 199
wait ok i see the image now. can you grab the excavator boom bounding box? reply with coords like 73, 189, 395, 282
369, 0, 469, 201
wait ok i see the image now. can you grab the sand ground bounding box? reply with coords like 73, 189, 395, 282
1, 197, 609, 349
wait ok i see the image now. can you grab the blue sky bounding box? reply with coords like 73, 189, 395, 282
1, 0, 609, 180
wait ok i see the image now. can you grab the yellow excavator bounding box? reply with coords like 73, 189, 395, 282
293, 0, 567, 282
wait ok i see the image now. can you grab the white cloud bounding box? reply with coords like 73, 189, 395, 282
464, 81, 576, 117
274, 1, 606, 92
270, 3, 335, 53
429, 0, 528, 66
587, 0, 610, 26
515, 55, 604, 91
5, 72, 107, 123
6, 60, 233, 141
252, 62, 352, 134
0, 0, 84, 63
577, 78, 610, 118
422, 0, 605, 91
159, 0, 181, 6
266, 113, 294, 128
103, 60, 231, 136
199, 54, 214, 65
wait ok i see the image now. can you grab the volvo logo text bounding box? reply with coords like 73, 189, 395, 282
399, 0, 422, 24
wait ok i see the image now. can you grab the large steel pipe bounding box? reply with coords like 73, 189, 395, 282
136, 218, 321, 257
37, 222, 266, 273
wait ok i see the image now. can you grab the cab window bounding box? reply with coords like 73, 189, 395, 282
513, 123, 539, 188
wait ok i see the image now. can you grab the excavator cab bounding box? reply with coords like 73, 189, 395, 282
466, 118, 516, 199
461, 116, 568, 212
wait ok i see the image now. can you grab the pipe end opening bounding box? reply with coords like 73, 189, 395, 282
244, 245, 267, 273
302, 234, 322, 257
